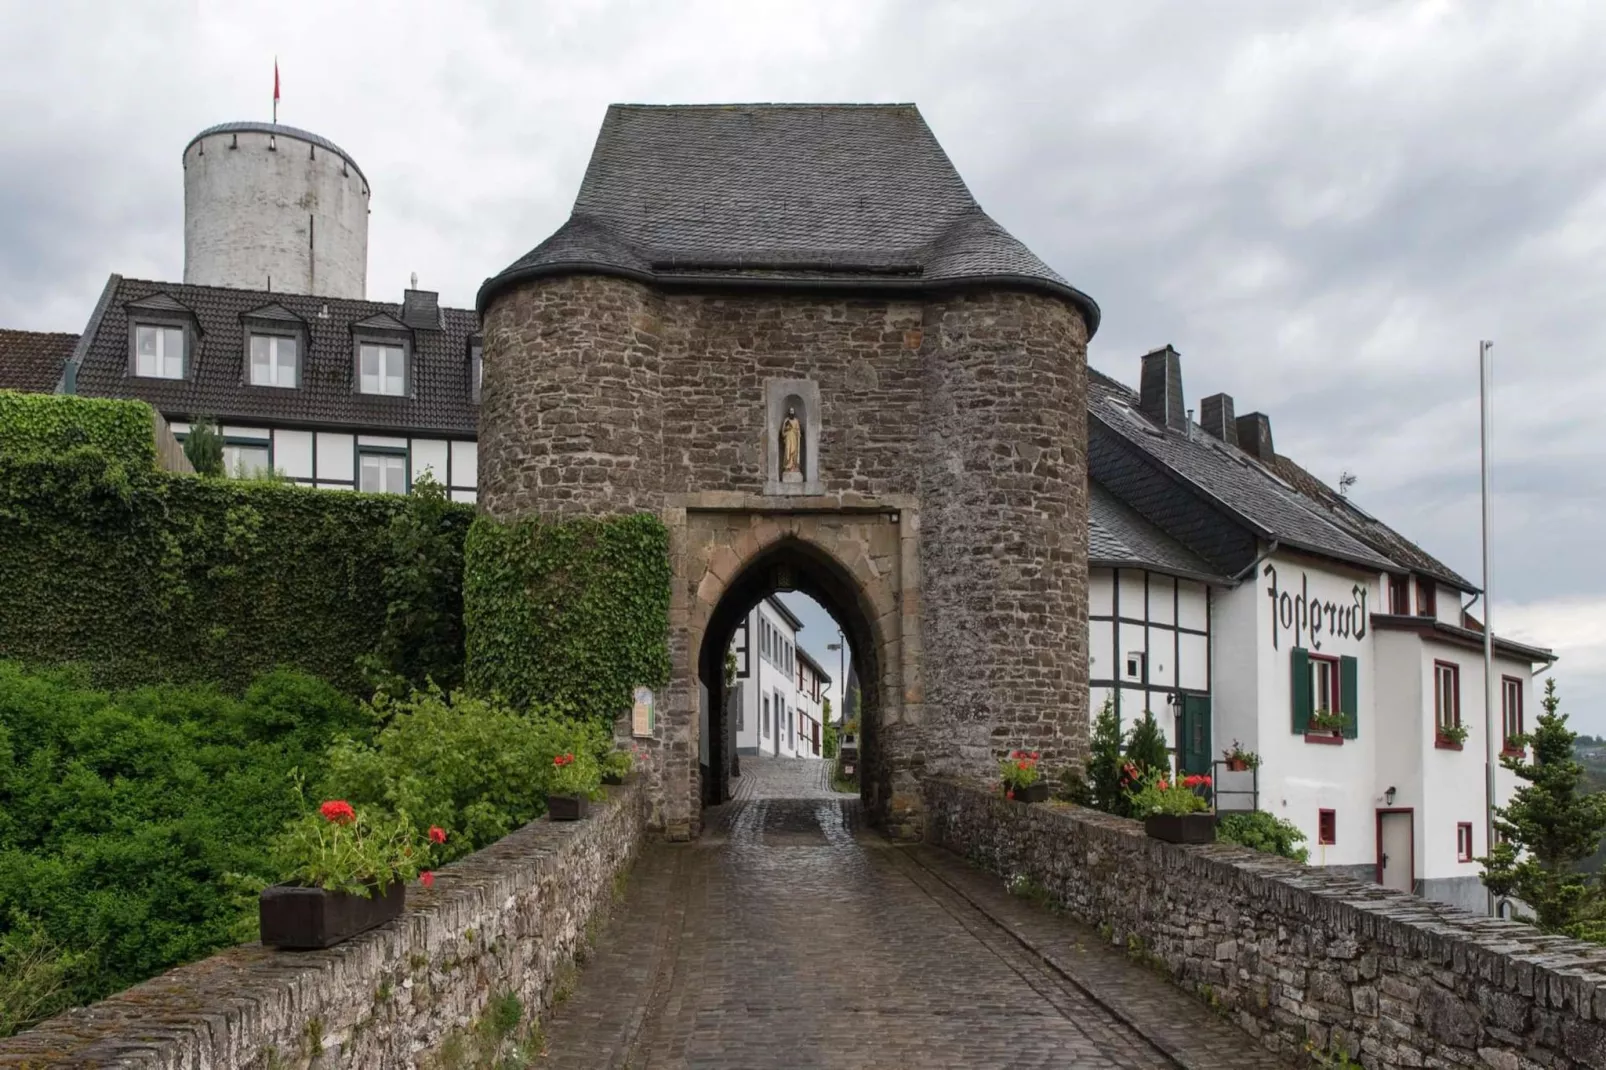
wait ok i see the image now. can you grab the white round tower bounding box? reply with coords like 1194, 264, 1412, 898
183, 121, 369, 299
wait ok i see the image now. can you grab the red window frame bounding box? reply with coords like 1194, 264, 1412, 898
1501, 676, 1524, 754
1456, 822, 1474, 863
1388, 574, 1410, 614
1433, 661, 1461, 739
1417, 579, 1437, 618
1310, 653, 1341, 715
1318, 809, 1336, 846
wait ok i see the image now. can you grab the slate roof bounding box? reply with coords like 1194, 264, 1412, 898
1266, 454, 1475, 590
1088, 369, 1397, 575
479, 104, 1099, 331
0, 330, 77, 393
70, 276, 478, 436
1089, 480, 1229, 584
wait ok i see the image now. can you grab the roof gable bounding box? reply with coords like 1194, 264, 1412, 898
241, 302, 306, 326
351, 311, 411, 333
126, 292, 198, 321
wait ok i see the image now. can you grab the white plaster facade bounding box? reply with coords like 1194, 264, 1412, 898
728, 598, 828, 759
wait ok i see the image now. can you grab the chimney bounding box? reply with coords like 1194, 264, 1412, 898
1138, 345, 1186, 432
400, 288, 442, 330
1200, 393, 1238, 446
1236, 412, 1275, 460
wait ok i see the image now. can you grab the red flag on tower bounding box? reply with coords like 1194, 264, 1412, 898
273, 59, 280, 123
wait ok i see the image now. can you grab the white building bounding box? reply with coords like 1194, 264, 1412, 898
1088, 346, 1554, 913
727, 598, 831, 759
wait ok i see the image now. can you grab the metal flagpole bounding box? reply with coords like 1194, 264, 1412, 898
1481, 339, 1497, 917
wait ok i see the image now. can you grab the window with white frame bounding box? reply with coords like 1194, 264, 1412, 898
1435, 661, 1461, 735
359, 451, 407, 494
249, 334, 298, 387
134, 323, 185, 379
1502, 676, 1524, 751
358, 342, 407, 396
222, 443, 271, 478
1310, 654, 1340, 714
762, 696, 771, 737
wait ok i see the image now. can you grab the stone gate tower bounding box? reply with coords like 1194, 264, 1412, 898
476, 104, 1098, 839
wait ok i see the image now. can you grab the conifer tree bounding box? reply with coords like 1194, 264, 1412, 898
1481, 679, 1606, 933
1123, 708, 1172, 780
183, 417, 224, 477
1085, 696, 1126, 814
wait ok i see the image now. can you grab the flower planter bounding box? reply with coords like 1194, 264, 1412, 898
259, 881, 405, 950
547, 793, 589, 821
1007, 782, 1050, 804
1303, 730, 1343, 745
1225, 758, 1249, 772
1144, 813, 1216, 845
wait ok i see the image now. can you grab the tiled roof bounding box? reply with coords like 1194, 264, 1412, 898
479, 104, 1099, 330
1266, 454, 1475, 590
71, 276, 478, 436
0, 330, 77, 393
1088, 369, 1396, 574
1089, 481, 1229, 583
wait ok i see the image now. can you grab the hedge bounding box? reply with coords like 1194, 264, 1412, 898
464, 512, 671, 722
0, 449, 472, 694
0, 391, 156, 470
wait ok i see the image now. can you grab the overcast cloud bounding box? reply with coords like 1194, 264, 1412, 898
2, 1, 1600, 725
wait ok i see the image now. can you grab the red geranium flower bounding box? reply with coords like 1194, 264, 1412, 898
428, 825, 448, 845
320, 800, 355, 825
1157, 780, 1170, 791
420, 871, 435, 888
553, 753, 574, 767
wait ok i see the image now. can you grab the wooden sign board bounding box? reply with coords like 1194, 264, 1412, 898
631, 687, 655, 737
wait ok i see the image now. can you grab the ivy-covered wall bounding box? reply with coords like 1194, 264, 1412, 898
464, 513, 671, 722
0, 391, 156, 470
0, 449, 472, 694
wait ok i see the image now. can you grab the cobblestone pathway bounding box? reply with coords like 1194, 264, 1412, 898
537, 758, 1294, 1069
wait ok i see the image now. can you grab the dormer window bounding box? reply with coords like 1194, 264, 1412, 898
358, 342, 407, 396
249, 333, 299, 388
134, 323, 186, 379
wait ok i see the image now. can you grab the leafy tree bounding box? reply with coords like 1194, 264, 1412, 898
1218, 811, 1309, 862
183, 417, 224, 476
1085, 696, 1126, 814
1481, 679, 1606, 932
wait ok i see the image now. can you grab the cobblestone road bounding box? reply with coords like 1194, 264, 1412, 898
537, 758, 1294, 1069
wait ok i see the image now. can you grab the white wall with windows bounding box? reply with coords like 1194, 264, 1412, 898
168, 422, 477, 501
1088, 567, 1210, 747
729, 599, 811, 758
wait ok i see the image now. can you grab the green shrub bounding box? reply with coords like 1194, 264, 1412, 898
0, 914, 83, 1039
464, 512, 671, 723
1085, 696, 1126, 814
1123, 709, 1171, 778
1217, 811, 1310, 862
0, 392, 156, 470
322, 688, 604, 862
0, 449, 471, 695
0, 663, 366, 1025
183, 417, 224, 477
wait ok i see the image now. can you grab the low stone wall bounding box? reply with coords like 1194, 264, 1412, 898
0, 782, 647, 1069
924, 779, 1606, 1070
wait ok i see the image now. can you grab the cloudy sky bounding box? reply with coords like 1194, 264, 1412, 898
3, 1, 1601, 727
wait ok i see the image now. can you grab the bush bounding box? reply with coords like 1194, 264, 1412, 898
1217, 811, 1310, 862
0, 449, 472, 695
0, 392, 156, 470
464, 513, 671, 723
0, 663, 366, 1027
321, 688, 604, 863
1085, 697, 1125, 814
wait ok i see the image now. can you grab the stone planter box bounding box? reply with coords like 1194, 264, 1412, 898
259, 881, 405, 950
1007, 782, 1050, 803
548, 793, 589, 821
1143, 813, 1216, 845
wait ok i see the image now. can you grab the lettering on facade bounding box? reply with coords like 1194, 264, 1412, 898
1264, 563, 1367, 651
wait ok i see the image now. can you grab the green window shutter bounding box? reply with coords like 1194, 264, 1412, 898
1340, 655, 1359, 738
1291, 647, 1312, 733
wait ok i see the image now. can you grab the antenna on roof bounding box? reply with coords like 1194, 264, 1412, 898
1338, 470, 1358, 496
410, 272, 418, 290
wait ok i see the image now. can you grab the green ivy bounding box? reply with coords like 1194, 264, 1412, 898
0, 449, 472, 694
463, 512, 671, 724
0, 391, 156, 470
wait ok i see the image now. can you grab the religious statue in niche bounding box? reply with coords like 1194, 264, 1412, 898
780, 405, 804, 483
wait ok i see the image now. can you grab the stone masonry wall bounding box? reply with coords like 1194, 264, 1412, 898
0, 783, 647, 1070
925, 779, 1606, 1070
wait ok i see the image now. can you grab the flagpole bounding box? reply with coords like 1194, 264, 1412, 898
1481, 339, 1497, 917
273, 58, 279, 125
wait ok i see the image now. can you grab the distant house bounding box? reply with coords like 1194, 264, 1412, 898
727, 597, 829, 759
0, 330, 78, 393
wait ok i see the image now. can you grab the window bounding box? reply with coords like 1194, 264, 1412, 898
1457, 822, 1474, 862
1388, 574, 1410, 614
762, 696, 770, 737
1502, 676, 1524, 752
471, 343, 483, 403
359, 451, 407, 494
1124, 652, 1145, 681
1417, 579, 1437, 618
222, 443, 271, 477
1434, 661, 1461, 735
1318, 809, 1336, 846
1310, 654, 1340, 714
249, 334, 298, 387
134, 324, 185, 379
358, 342, 407, 396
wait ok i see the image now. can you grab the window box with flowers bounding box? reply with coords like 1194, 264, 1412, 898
1129, 770, 1216, 844
548, 750, 603, 821
999, 749, 1048, 803
1221, 740, 1260, 772
261, 799, 444, 950
1436, 722, 1469, 749
1305, 710, 1347, 744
